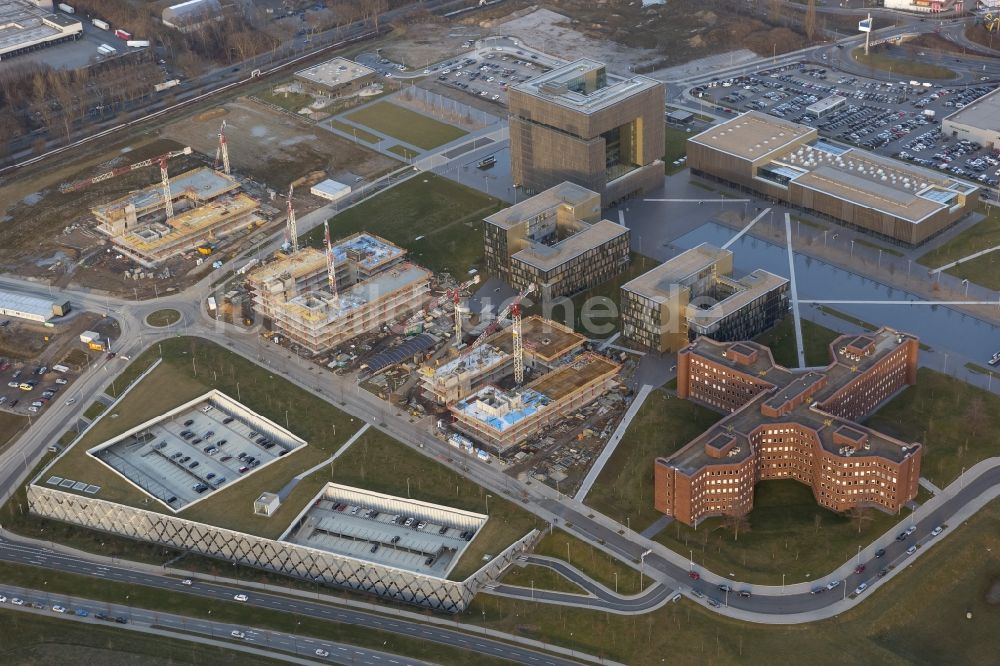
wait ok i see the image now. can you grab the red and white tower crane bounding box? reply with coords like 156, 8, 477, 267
214, 119, 231, 175
460, 283, 536, 383
324, 220, 338, 301
511, 301, 525, 384
59, 146, 193, 208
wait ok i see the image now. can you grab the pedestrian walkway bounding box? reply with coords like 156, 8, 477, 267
919, 477, 942, 495
277, 423, 370, 500
574, 385, 653, 501
640, 515, 672, 539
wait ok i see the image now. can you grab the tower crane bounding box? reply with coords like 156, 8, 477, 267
59, 147, 193, 201
460, 284, 536, 382
214, 119, 231, 175
323, 220, 338, 301
283, 184, 299, 254
985, 12, 1000, 33
404, 275, 480, 335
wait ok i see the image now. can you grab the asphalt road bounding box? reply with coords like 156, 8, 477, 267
0, 585, 431, 666
0, 535, 580, 666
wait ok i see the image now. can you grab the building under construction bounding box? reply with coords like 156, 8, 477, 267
246, 234, 431, 355
420, 316, 586, 404
92, 166, 260, 267
449, 352, 620, 454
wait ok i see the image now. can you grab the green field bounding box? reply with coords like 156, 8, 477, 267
345, 101, 467, 150
653, 479, 912, 584
387, 144, 419, 159
583, 389, 722, 533
533, 529, 650, 595
852, 48, 958, 79
753, 315, 843, 368
42, 337, 363, 539
0, 411, 27, 455
302, 172, 503, 277
664, 125, 692, 174
329, 429, 541, 580
916, 205, 1000, 289
256, 89, 316, 113
467, 498, 1000, 665
500, 563, 585, 594
0, 563, 507, 666
82, 400, 106, 420
864, 367, 1000, 487
0, 607, 286, 666
329, 119, 380, 144
145, 309, 181, 327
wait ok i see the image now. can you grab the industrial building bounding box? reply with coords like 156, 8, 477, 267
654, 328, 923, 526
92, 167, 261, 267
882, 0, 958, 13
508, 59, 665, 203
0, 290, 70, 322
0, 0, 81, 61
294, 57, 377, 97
162, 0, 223, 32
246, 234, 431, 355
30, 387, 537, 612
420, 316, 585, 404
942, 86, 1000, 149
620, 243, 789, 354
688, 111, 979, 246
483, 182, 630, 300
450, 352, 620, 454
311, 179, 352, 203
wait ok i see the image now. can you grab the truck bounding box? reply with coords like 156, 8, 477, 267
475, 448, 491, 462
922, 109, 936, 119
153, 79, 180, 92
57, 3, 74, 13
126, 40, 150, 48
88, 341, 105, 352
197, 242, 216, 255
115, 29, 132, 40
97, 44, 117, 56
207, 297, 217, 313
92, 18, 110, 30
448, 433, 474, 450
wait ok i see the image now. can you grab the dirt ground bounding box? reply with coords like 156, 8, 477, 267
377, 20, 480, 70
477, 3, 813, 74
162, 98, 398, 191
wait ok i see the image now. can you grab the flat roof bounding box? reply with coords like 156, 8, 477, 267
247, 247, 328, 286
688, 269, 789, 329
283, 263, 430, 324
527, 352, 619, 401
83, 391, 306, 513
429, 344, 509, 382
511, 58, 662, 115
943, 86, 1000, 132
312, 179, 351, 197
623, 243, 730, 302
0, 290, 57, 320
295, 57, 375, 89
282, 483, 487, 578
331, 233, 405, 274
513, 219, 628, 272
688, 111, 815, 161
488, 316, 586, 363
484, 182, 599, 230
806, 95, 846, 114
92, 167, 241, 219
0, 1, 81, 56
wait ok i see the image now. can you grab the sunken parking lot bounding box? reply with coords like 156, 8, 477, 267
693, 64, 1000, 188
430, 50, 551, 107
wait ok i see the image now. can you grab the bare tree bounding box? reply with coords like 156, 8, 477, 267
769, 0, 783, 25
849, 506, 873, 535
805, 0, 818, 41
724, 513, 751, 541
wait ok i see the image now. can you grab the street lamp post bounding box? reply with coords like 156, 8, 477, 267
613, 571, 618, 594
485, 494, 491, 515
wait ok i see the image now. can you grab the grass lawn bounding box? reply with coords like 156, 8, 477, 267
937, 250, 1000, 291
542, 253, 657, 338
0, 411, 27, 455
469, 498, 1000, 665
329, 429, 542, 580
328, 119, 380, 144
664, 125, 692, 174
500, 563, 585, 594
42, 337, 364, 539
583, 390, 722, 532
0, 608, 286, 666
852, 48, 958, 79
145, 309, 181, 327
918, 205, 1000, 269
864, 367, 1000, 487
302, 172, 504, 277
533, 529, 649, 595
753, 315, 843, 368
345, 101, 467, 150
387, 144, 419, 159
816, 305, 878, 331
0, 563, 508, 666
256, 89, 315, 113
82, 400, 106, 420
653, 479, 912, 584
853, 237, 904, 257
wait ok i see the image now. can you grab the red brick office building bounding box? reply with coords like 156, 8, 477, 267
654, 328, 922, 526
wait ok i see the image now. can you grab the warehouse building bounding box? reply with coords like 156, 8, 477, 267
162, 0, 223, 32
92, 167, 261, 267
942, 86, 1000, 150
688, 111, 979, 246
246, 234, 430, 355
508, 59, 665, 204
0, 290, 70, 322
483, 182, 630, 301
450, 352, 620, 454
294, 57, 377, 97
620, 243, 789, 353
0, 0, 81, 61
655, 328, 923, 526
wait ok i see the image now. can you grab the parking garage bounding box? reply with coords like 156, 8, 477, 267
87, 390, 306, 512
282, 483, 487, 578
